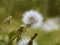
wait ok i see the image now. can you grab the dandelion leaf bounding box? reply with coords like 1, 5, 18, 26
8, 30, 17, 39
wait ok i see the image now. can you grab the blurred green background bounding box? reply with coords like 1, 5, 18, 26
0, 0, 60, 45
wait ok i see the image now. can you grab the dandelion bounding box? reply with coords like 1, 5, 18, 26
22, 10, 43, 29
18, 37, 38, 45
41, 18, 59, 32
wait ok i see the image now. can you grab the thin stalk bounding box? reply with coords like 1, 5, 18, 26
27, 33, 38, 45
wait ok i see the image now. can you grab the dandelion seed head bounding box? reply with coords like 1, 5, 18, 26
41, 18, 59, 32
18, 37, 38, 45
22, 10, 43, 29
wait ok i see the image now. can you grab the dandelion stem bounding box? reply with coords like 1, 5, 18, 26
27, 33, 38, 45
7, 25, 24, 45
7, 34, 17, 45
31, 33, 38, 40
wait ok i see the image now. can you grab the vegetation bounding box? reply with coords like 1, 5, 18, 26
0, 0, 60, 45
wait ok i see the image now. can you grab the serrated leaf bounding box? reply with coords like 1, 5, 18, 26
8, 30, 17, 39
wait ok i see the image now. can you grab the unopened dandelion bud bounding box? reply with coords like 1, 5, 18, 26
17, 25, 25, 42
31, 33, 38, 40
3, 16, 12, 24
17, 25, 24, 33
7, 16, 12, 24
27, 33, 38, 45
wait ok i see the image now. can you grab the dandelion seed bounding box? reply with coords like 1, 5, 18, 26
18, 37, 38, 45
22, 10, 43, 29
